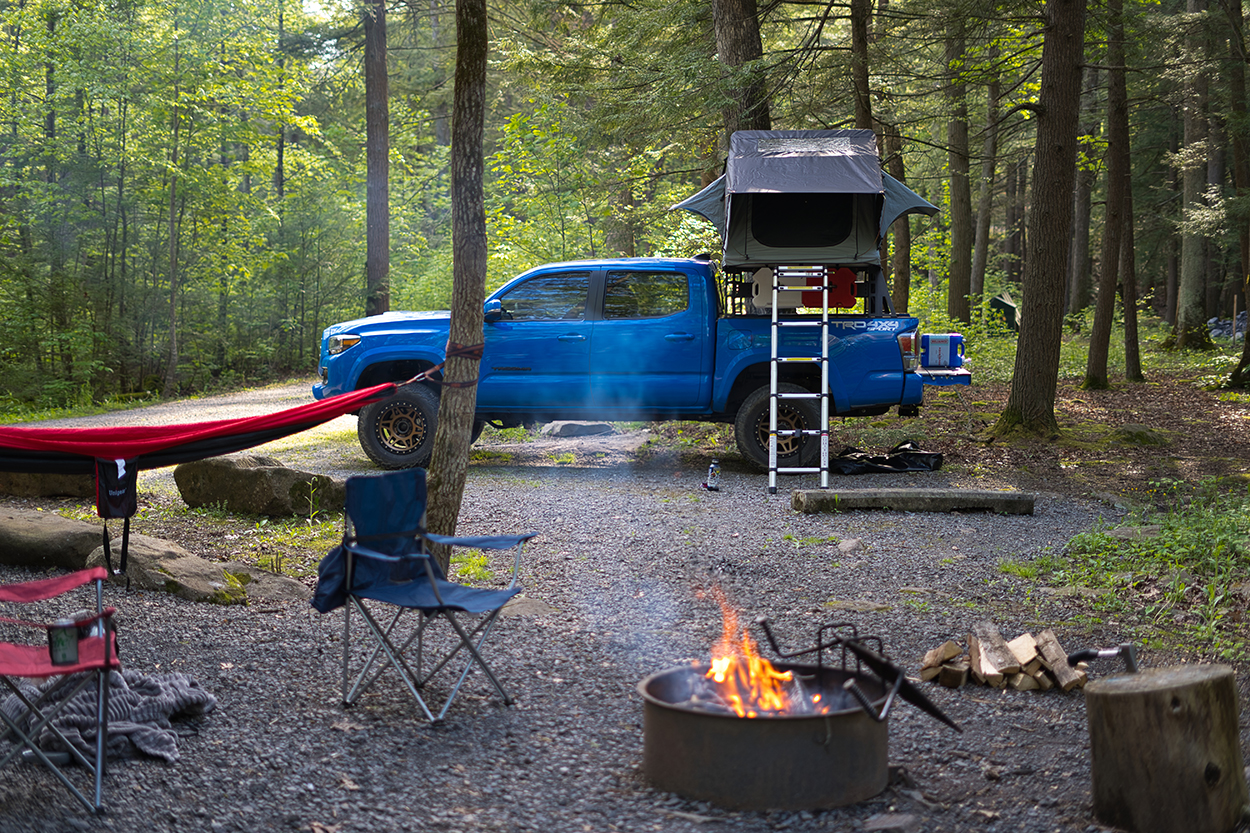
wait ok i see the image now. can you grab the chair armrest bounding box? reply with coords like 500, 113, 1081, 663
342, 542, 432, 563
0, 567, 109, 604
424, 532, 537, 550
426, 532, 536, 590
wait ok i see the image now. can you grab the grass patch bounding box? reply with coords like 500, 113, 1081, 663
471, 449, 516, 464
781, 533, 839, 553
1034, 481, 1250, 660
478, 424, 540, 443
452, 549, 494, 583
999, 558, 1040, 580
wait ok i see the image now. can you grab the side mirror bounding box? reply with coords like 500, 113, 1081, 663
484, 299, 503, 323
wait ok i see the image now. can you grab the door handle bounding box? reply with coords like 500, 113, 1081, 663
557, 334, 587, 342
664, 333, 695, 342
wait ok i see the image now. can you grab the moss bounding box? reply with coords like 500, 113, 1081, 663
210, 587, 248, 605
224, 570, 252, 586
1109, 424, 1169, 447
211, 571, 249, 605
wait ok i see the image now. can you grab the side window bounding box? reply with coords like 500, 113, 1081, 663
499, 272, 591, 321
603, 271, 689, 320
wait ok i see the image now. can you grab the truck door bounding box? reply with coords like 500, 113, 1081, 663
478, 270, 593, 407
589, 269, 710, 409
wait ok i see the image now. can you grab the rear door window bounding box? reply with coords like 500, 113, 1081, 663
603, 271, 688, 320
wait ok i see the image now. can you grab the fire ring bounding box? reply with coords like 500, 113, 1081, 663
638, 661, 890, 811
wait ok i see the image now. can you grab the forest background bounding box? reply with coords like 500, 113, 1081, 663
2, 0, 1249, 411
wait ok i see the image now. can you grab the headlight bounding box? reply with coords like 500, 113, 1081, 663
328, 334, 361, 355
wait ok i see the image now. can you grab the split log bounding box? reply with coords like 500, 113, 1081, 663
1034, 630, 1083, 691
971, 621, 1021, 676
967, 635, 1003, 687
1085, 664, 1248, 833
1007, 632, 1038, 667
921, 640, 963, 671
1008, 672, 1039, 691
938, 658, 969, 688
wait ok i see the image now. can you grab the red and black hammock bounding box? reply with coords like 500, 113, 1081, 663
0, 383, 396, 580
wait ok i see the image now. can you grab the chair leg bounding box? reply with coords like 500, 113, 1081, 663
93, 668, 107, 811
0, 677, 104, 814
343, 600, 439, 723
341, 594, 351, 706
435, 611, 512, 722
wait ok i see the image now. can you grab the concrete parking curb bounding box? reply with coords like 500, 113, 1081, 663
792, 488, 1035, 515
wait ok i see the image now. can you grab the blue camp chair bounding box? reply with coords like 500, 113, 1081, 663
312, 469, 536, 723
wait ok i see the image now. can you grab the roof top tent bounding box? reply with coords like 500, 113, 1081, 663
673, 129, 938, 315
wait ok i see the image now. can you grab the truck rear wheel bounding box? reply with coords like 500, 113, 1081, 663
358, 385, 440, 469
734, 383, 822, 471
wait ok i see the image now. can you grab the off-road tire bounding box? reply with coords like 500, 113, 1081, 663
357, 385, 440, 469
733, 383, 822, 471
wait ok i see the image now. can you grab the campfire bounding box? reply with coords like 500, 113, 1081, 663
689, 588, 839, 718
637, 591, 961, 811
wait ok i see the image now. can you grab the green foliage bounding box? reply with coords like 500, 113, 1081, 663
0, 0, 1241, 418
452, 549, 494, 583
1043, 484, 1250, 660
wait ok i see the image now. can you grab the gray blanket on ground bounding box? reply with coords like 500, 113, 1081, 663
0, 670, 216, 762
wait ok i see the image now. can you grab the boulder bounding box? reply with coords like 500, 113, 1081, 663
0, 507, 108, 570
174, 455, 346, 517
0, 471, 94, 499
540, 421, 614, 438
85, 533, 311, 605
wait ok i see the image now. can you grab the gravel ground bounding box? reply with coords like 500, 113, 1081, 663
0, 383, 1235, 833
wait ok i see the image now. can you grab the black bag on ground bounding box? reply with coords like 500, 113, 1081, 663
828, 441, 943, 475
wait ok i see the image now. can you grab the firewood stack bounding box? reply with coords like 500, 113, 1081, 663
918, 621, 1088, 692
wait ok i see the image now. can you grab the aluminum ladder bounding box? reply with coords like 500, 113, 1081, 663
767, 265, 831, 494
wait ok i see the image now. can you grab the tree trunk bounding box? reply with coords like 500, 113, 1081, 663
1177, 0, 1212, 348
1004, 158, 1022, 282
885, 125, 912, 313
1066, 66, 1099, 317
364, 0, 390, 317
946, 25, 972, 323
995, 0, 1086, 437
971, 55, 1000, 308
1122, 180, 1145, 382
425, 0, 488, 571
1206, 120, 1226, 319
1085, 2, 1128, 390
711, 0, 770, 142
275, 2, 286, 201
163, 33, 181, 399
850, 0, 872, 130
1165, 111, 1181, 324
1229, 0, 1250, 386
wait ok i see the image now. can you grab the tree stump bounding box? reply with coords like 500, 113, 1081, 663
1085, 664, 1248, 833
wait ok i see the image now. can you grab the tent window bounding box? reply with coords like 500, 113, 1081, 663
750, 193, 853, 248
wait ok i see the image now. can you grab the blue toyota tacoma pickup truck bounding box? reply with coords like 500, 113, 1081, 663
313, 255, 925, 471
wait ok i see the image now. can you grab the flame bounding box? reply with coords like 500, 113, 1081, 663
704, 587, 797, 717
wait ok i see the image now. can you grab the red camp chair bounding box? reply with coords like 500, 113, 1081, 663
0, 567, 119, 813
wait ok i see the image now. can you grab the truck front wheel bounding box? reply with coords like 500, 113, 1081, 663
734, 383, 823, 471
358, 385, 440, 469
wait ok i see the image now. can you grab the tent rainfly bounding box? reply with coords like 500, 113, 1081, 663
673, 129, 938, 271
